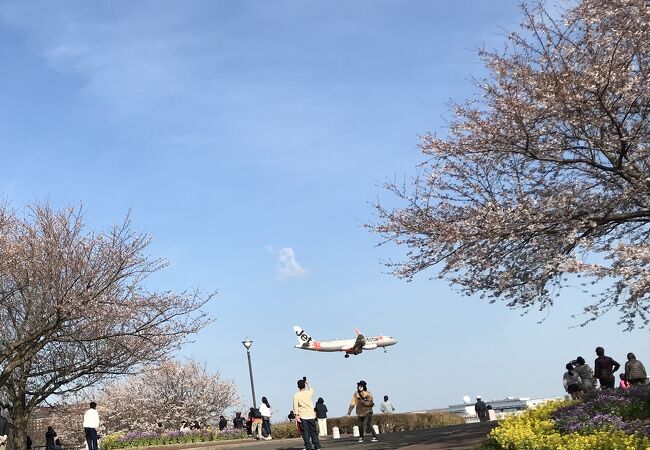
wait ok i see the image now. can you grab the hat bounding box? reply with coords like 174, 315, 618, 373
357, 380, 367, 387
476, 395, 482, 399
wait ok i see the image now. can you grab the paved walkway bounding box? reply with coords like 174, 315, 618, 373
205, 422, 498, 450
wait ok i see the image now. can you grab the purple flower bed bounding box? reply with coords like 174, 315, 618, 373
552, 385, 650, 435
105, 428, 248, 450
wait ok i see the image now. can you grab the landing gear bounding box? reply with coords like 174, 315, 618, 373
344, 354, 350, 358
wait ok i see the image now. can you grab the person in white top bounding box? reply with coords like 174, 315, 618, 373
487, 405, 497, 421
259, 397, 272, 440
380, 396, 395, 414
83, 402, 100, 450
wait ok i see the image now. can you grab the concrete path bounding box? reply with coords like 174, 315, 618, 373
208, 422, 498, 450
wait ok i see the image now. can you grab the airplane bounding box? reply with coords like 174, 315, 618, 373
293, 325, 397, 358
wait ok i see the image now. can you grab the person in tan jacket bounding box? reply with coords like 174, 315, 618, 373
293, 378, 320, 450
347, 380, 378, 442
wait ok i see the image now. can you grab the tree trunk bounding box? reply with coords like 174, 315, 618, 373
10, 400, 30, 450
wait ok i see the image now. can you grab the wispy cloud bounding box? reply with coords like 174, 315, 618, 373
277, 247, 306, 279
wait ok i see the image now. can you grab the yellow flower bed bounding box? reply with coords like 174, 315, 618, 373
490, 400, 650, 450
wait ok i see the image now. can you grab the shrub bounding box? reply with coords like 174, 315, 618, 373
269, 422, 301, 439
327, 412, 464, 434
473, 437, 502, 450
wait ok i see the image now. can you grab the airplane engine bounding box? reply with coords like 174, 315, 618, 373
362, 343, 377, 350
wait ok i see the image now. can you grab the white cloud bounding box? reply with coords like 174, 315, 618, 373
277, 247, 306, 279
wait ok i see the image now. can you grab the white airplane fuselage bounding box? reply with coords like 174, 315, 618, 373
293, 326, 397, 357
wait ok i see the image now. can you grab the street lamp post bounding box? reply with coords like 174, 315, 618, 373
242, 339, 257, 409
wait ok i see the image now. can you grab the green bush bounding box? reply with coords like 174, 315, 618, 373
269, 422, 301, 439
327, 412, 464, 434
473, 437, 502, 449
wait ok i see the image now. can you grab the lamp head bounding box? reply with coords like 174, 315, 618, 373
242, 339, 253, 350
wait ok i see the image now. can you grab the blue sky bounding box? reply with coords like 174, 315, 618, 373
1, 0, 647, 419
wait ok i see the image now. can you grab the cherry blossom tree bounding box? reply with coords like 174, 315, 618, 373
0, 203, 212, 450
100, 359, 239, 433
371, 0, 650, 328
50, 360, 239, 444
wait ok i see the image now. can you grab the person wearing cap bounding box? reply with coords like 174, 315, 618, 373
474, 396, 488, 422
347, 380, 378, 443
293, 378, 320, 450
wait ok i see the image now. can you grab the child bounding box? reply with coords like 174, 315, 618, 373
619, 373, 631, 390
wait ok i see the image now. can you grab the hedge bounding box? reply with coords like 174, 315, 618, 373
272, 411, 464, 438
326, 412, 464, 433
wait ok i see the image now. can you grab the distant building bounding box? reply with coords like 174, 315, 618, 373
27, 407, 58, 447
447, 397, 561, 423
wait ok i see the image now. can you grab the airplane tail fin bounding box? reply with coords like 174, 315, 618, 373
293, 325, 313, 346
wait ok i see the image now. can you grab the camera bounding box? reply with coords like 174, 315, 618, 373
303, 376, 307, 381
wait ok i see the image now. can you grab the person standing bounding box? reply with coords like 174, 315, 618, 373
573, 357, 596, 395
259, 397, 272, 440
248, 407, 263, 440
314, 398, 328, 437
218, 416, 227, 431
233, 412, 244, 430
0, 412, 8, 450
83, 401, 100, 450
347, 380, 379, 443
380, 396, 395, 414
293, 378, 320, 450
45, 427, 57, 450
563, 363, 583, 399
474, 396, 488, 422
625, 353, 648, 385
594, 347, 621, 390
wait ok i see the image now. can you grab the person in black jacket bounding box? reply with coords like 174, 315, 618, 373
314, 398, 328, 437
594, 347, 621, 390
474, 396, 488, 422
0, 413, 9, 450
249, 407, 263, 440
218, 416, 227, 431
233, 412, 244, 430
45, 427, 57, 450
